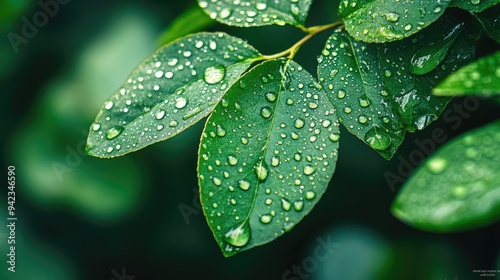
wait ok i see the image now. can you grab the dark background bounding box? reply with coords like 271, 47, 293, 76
1, 0, 499, 279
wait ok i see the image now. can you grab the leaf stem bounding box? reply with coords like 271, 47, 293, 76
257, 21, 343, 61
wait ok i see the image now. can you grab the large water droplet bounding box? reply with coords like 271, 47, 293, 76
224, 222, 251, 247
303, 165, 316, 175
364, 128, 391, 151
106, 126, 124, 140
293, 200, 304, 212
410, 22, 465, 75
204, 65, 226, 84
294, 119, 305, 129
260, 214, 272, 224
255, 162, 268, 181
228, 155, 238, 166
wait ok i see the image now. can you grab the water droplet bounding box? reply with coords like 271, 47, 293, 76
155, 70, 164, 78
228, 155, 238, 166
104, 101, 114, 110
224, 222, 251, 247
106, 126, 124, 140
183, 51, 192, 57
359, 98, 371, 107
169, 120, 178, 127
410, 22, 465, 75
427, 157, 447, 174
337, 90, 346, 99
294, 119, 305, 129
364, 128, 391, 151
329, 133, 340, 142
358, 115, 368, 124
256, 3, 267, 10
344, 107, 352, 114
167, 58, 178, 66
220, 8, 231, 18
471, 0, 480, 4
92, 123, 101, 131
281, 198, 291, 211
260, 214, 272, 224
384, 70, 392, 77
156, 124, 164, 130
303, 165, 316, 175
216, 125, 226, 137
175, 97, 188, 109
212, 177, 222, 186
260, 106, 272, 119
265, 198, 272, 205
266, 92, 277, 102
255, 162, 268, 181
305, 191, 316, 200
404, 24, 412, 31
155, 110, 166, 120
204, 65, 226, 84
293, 200, 304, 212
271, 156, 280, 167
385, 12, 400, 22
238, 179, 250, 190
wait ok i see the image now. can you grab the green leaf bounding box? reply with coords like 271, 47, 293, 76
339, 0, 451, 43
157, 4, 217, 47
197, 0, 312, 27
318, 14, 478, 159
433, 51, 500, 96
450, 0, 499, 12
86, 32, 261, 158
392, 121, 500, 232
474, 4, 500, 43
198, 59, 340, 257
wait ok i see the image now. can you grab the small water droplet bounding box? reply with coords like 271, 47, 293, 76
256, 3, 267, 10
384, 70, 392, 77
271, 156, 280, 167
337, 90, 346, 99
358, 115, 368, 124
212, 177, 222, 186
238, 179, 251, 191
204, 65, 226, 84
329, 133, 340, 142
303, 165, 316, 175
359, 98, 371, 107
305, 191, 316, 200
404, 24, 412, 31
294, 119, 305, 129
155, 110, 166, 120
175, 97, 188, 109
104, 101, 114, 110
260, 106, 272, 119
260, 214, 272, 224
228, 155, 238, 166
281, 198, 291, 211
216, 125, 226, 137
385, 12, 400, 22
266, 92, 277, 102
106, 126, 124, 140
169, 120, 178, 127
344, 107, 352, 114
293, 200, 304, 212
92, 123, 101, 131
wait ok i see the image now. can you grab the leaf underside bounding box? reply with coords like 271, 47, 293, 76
86, 32, 261, 158
198, 0, 312, 27
392, 120, 500, 232
198, 59, 340, 257
318, 13, 478, 159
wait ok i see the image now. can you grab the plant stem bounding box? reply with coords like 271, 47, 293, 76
256, 21, 343, 61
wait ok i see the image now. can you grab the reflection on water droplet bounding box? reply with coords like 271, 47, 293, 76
385, 12, 400, 22
303, 165, 316, 175
281, 198, 291, 211
212, 177, 222, 186
228, 155, 238, 166
106, 126, 124, 140
216, 125, 226, 137
260, 106, 272, 119
305, 191, 316, 200
238, 179, 250, 190
204, 65, 226, 84
104, 101, 114, 110
293, 200, 304, 212
92, 123, 101, 131
294, 119, 305, 129
266, 92, 277, 102
224, 222, 251, 247
156, 110, 166, 120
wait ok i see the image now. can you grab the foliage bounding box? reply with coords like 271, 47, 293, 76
86, 0, 500, 256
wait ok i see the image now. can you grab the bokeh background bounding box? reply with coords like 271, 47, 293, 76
1, 0, 499, 279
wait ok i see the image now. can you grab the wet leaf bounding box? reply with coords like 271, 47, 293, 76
318, 14, 478, 159
473, 4, 500, 43
433, 51, 500, 96
198, 0, 312, 27
339, 0, 451, 43
198, 59, 340, 257
451, 0, 499, 12
392, 121, 500, 232
86, 32, 261, 158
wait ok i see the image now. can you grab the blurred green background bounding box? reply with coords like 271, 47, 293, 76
1, 0, 499, 279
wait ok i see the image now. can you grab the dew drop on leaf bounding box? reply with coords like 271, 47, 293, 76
204, 65, 226, 84
364, 128, 391, 151
224, 222, 251, 247
106, 126, 124, 140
